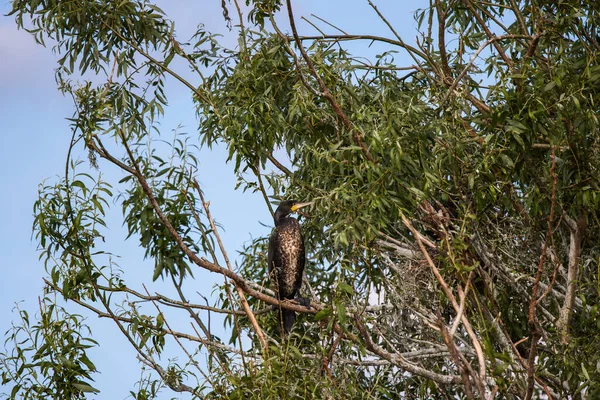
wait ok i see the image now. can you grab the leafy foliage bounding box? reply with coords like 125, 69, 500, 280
1, 300, 99, 399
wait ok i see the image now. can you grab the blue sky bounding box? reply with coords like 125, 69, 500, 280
0, 1, 426, 398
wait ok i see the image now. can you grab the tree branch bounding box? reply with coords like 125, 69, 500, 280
526, 146, 556, 400
97, 132, 322, 315
462, 0, 514, 70
283, 0, 375, 163
556, 213, 586, 344
353, 315, 464, 385
401, 214, 489, 396
194, 179, 268, 350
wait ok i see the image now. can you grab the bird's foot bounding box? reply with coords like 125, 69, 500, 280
295, 297, 311, 309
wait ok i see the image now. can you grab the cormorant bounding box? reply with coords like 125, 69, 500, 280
268, 200, 313, 334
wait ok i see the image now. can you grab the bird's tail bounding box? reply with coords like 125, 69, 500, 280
282, 309, 296, 335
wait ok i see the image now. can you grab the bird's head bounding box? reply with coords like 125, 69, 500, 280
274, 200, 313, 224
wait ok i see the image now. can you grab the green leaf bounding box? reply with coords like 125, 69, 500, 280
73, 382, 100, 393
338, 282, 354, 295
543, 81, 556, 91
313, 308, 332, 322
582, 364, 590, 381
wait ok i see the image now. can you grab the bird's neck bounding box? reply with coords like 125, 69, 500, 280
274, 213, 292, 227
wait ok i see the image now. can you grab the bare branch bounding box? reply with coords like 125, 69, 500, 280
401, 214, 489, 396
556, 213, 586, 344
290, 34, 426, 58
367, 1, 430, 64
267, 153, 293, 176
376, 238, 419, 259
450, 273, 472, 336
353, 315, 464, 385
434, 0, 452, 80
439, 316, 475, 400
508, 0, 528, 35
194, 179, 268, 350
526, 147, 556, 400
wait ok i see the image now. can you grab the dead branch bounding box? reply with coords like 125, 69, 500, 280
401, 214, 490, 398
525, 146, 556, 400
439, 316, 475, 400
353, 315, 464, 385
556, 213, 587, 344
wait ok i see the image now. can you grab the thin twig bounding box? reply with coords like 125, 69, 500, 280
143, 284, 210, 383
450, 273, 472, 336
462, 0, 514, 70
249, 164, 274, 218
267, 153, 292, 176
283, 0, 375, 163
401, 214, 489, 397
353, 315, 464, 385
524, 146, 554, 400
438, 34, 530, 110
367, 1, 429, 64
193, 179, 268, 350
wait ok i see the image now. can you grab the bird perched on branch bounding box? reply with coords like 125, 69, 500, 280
268, 200, 313, 335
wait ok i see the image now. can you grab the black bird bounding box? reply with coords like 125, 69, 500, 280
268, 200, 313, 334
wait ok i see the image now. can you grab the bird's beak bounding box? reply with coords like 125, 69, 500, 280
291, 201, 314, 212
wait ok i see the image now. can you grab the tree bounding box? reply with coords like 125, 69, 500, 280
2, 0, 600, 398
